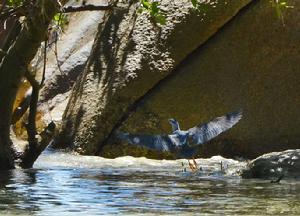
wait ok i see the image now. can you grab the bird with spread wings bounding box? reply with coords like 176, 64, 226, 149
116, 110, 242, 158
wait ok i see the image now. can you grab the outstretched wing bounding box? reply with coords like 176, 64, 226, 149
116, 132, 181, 153
188, 110, 242, 145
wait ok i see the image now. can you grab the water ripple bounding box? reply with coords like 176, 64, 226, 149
0, 151, 298, 215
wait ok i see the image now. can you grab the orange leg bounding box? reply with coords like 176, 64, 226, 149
188, 159, 198, 172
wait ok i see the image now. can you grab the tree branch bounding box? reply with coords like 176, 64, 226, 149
40, 39, 48, 86
20, 121, 56, 169
0, 8, 18, 20
24, 69, 40, 148
20, 69, 56, 169
0, 0, 59, 170
0, 4, 114, 21
0, 2, 29, 20
62, 4, 113, 13
11, 87, 32, 124
0, 0, 7, 15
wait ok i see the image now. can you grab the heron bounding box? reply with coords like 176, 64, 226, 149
116, 110, 242, 158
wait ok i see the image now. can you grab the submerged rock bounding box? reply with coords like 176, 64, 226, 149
242, 149, 300, 179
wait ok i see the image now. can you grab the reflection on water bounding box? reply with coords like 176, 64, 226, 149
0, 151, 299, 215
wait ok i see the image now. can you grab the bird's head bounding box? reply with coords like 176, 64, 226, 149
168, 118, 180, 132
168, 118, 177, 124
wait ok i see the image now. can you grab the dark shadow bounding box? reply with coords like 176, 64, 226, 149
52, 104, 85, 149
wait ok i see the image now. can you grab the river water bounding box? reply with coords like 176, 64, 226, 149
0, 150, 299, 215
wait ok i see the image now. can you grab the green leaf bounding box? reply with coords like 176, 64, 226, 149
137, 8, 145, 14
53, 13, 68, 28
154, 14, 166, 25
138, 0, 167, 25
141, 0, 151, 10
191, 0, 197, 7
280, 2, 287, 6
7, 0, 23, 7
54, 14, 61, 21
151, 2, 160, 14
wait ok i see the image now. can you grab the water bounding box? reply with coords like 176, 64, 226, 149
0, 151, 299, 215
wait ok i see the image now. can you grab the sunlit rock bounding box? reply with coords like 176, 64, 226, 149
56, 0, 251, 156
38, 0, 107, 124
117, 0, 300, 159
242, 149, 300, 179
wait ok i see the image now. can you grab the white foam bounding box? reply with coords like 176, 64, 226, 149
34, 151, 247, 176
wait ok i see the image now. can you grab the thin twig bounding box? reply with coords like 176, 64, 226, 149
0, 0, 7, 15
62, 4, 113, 13
24, 69, 40, 148
40, 39, 48, 87
54, 13, 64, 76
24, 70, 40, 93
0, 8, 18, 20
54, 32, 64, 75
0, 3, 114, 21
0, 1, 30, 20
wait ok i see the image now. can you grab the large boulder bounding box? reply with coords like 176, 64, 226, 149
55, 0, 252, 155
103, 0, 300, 158
241, 149, 300, 179
38, 0, 107, 123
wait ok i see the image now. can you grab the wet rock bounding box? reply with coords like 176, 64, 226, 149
242, 149, 300, 179
56, 0, 252, 155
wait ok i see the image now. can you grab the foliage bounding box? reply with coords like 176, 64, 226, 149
3, 0, 68, 29
137, 0, 211, 25
138, 0, 166, 25
190, 0, 211, 12
7, 0, 24, 7
270, 0, 293, 23
137, 0, 293, 26
53, 13, 68, 28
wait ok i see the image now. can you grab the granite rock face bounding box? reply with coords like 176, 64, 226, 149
38, 0, 107, 124
56, 0, 251, 155
242, 149, 300, 179
106, 0, 300, 159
